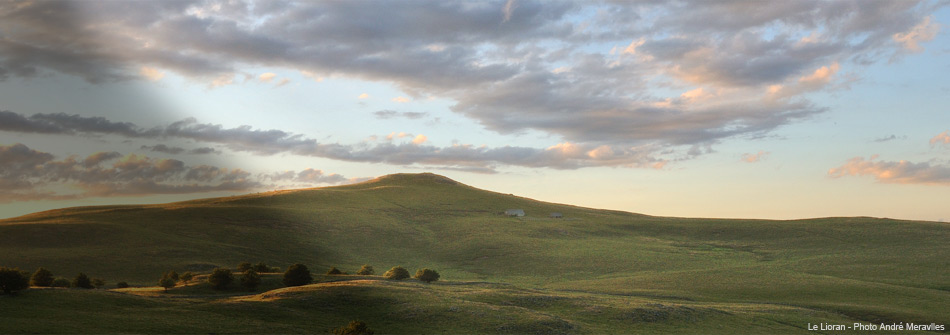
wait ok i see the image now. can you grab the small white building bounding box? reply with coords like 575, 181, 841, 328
505, 209, 525, 217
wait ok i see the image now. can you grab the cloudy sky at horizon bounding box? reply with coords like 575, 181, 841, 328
1, 0, 949, 221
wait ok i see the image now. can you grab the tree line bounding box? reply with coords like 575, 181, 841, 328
0, 262, 441, 295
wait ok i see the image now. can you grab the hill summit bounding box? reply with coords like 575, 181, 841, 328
361, 172, 462, 186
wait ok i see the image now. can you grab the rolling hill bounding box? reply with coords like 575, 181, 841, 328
1, 173, 948, 333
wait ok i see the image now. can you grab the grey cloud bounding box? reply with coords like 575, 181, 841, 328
142, 144, 185, 155
0, 110, 719, 171
0, 111, 154, 137
188, 147, 219, 155
873, 135, 906, 143
141, 144, 218, 155
373, 110, 429, 120
373, 110, 398, 119
0, 143, 355, 202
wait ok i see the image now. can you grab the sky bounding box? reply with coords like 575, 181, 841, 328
1, 0, 949, 221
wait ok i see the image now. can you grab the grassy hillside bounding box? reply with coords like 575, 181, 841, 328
1, 173, 948, 333
0, 274, 864, 334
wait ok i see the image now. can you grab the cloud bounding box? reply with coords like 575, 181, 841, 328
259, 72, 277, 82
412, 134, 428, 144
266, 168, 348, 185
140, 66, 165, 81
374, 110, 398, 119
873, 134, 902, 143
0, 110, 152, 136
358, 93, 370, 99
502, 0, 517, 23
893, 16, 940, 53
799, 63, 840, 86
930, 131, 950, 147
741, 151, 770, 163
767, 62, 841, 100
0, 143, 355, 203
828, 155, 950, 186
374, 110, 428, 120
392, 96, 411, 103
141, 144, 218, 155
0, 1, 938, 156
0, 110, 719, 172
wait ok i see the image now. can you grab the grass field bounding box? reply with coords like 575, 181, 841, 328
1, 173, 948, 333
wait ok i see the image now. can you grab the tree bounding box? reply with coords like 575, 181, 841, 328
92, 278, 106, 289
158, 271, 178, 292
165, 271, 180, 282
72, 273, 93, 289
283, 263, 312, 287
116, 282, 130, 288
30, 267, 54, 287
356, 265, 374, 276
180, 272, 194, 283
331, 320, 374, 335
237, 262, 252, 273
51, 278, 70, 288
383, 266, 410, 280
0, 267, 29, 295
252, 262, 270, 273
208, 268, 234, 290
240, 270, 261, 291
414, 268, 440, 283
326, 267, 343, 275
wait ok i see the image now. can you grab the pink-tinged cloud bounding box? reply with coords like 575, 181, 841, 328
893, 16, 939, 53
259, 72, 277, 83
930, 131, 950, 147
411, 134, 428, 145
741, 151, 769, 163
828, 155, 950, 185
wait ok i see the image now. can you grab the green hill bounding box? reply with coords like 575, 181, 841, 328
1, 173, 948, 333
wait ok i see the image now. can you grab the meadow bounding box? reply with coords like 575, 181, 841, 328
1, 173, 947, 334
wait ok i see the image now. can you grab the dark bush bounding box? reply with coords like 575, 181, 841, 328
51, 278, 70, 288
72, 273, 93, 289
237, 262, 252, 272
92, 278, 106, 289
180, 272, 194, 283
283, 263, 312, 287
331, 320, 374, 335
116, 281, 130, 288
0, 267, 29, 294
356, 265, 374, 276
252, 262, 270, 273
383, 266, 410, 280
208, 268, 234, 290
327, 267, 343, 275
240, 270, 261, 291
159, 272, 177, 292
30, 267, 54, 287
414, 268, 440, 283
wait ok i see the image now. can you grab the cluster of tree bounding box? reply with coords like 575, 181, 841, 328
3, 262, 441, 296
0, 267, 112, 295
187, 261, 274, 292
380, 266, 441, 283
157, 270, 196, 291
237, 262, 281, 273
